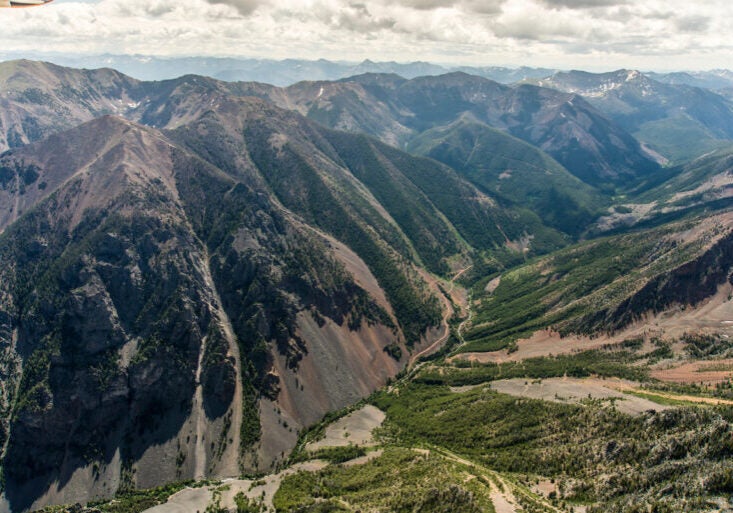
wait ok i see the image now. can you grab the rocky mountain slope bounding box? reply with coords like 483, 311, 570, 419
0, 60, 143, 150
0, 109, 450, 510
589, 142, 733, 233
461, 211, 733, 353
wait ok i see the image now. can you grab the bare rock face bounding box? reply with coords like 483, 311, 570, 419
201, 328, 237, 420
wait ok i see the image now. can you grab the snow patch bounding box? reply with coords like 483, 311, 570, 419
626, 70, 641, 82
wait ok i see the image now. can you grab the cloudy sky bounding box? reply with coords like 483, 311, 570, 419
1, 0, 732, 70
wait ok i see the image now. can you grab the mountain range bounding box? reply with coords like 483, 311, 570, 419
0, 53, 556, 87
534, 69, 733, 162
1, 59, 733, 512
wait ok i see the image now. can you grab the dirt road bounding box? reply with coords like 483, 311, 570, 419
409, 266, 472, 368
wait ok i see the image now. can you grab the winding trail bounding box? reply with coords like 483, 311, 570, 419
408, 265, 472, 369
435, 447, 563, 513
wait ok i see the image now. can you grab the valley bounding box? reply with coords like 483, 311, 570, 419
1, 59, 733, 512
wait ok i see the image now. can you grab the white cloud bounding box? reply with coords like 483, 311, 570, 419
0, 0, 732, 70
537, 0, 626, 8
204, 0, 259, 15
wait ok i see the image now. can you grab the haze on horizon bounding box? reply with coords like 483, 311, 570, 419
0, 0, 732, 73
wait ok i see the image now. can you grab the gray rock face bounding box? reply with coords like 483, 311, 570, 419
2, 192, 209, 510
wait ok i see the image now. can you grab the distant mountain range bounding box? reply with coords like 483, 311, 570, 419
0, 60, 662, 229
0, 53, 558, 85
3, 59, 733, 235
647, 69, 733, 90
4, 52, 733, 91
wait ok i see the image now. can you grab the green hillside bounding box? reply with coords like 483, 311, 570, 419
462, 212, 733, 352
408, 118, 605, 236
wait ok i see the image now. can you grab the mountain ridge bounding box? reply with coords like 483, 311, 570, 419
0, 84, 578, 508
0, 60, 661, 194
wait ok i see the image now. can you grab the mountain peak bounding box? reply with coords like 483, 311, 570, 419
0, 114, 179, 233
